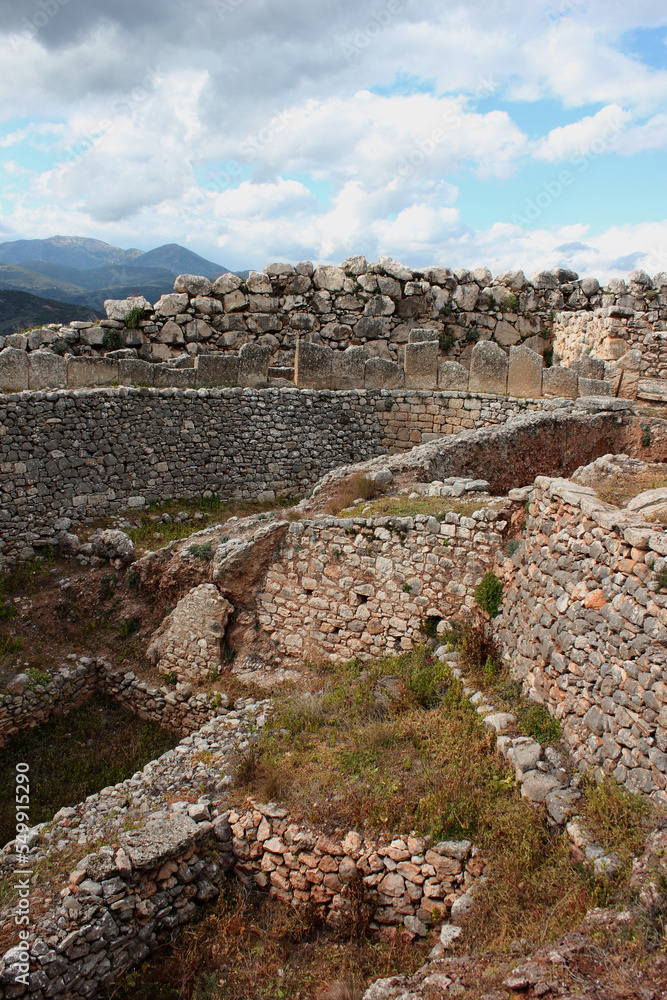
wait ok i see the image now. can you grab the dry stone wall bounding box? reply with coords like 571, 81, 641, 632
497, 473, 667, 810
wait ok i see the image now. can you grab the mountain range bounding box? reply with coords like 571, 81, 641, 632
0, 237, 233, 321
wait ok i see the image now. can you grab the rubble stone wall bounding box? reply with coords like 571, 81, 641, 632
258, 510, 507, 662
0, 658, 224, 749
0, 386, 566, 569
497, 476, 667, 810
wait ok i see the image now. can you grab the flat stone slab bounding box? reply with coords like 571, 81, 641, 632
121, 812, 203, 869
520, 771, 562, 802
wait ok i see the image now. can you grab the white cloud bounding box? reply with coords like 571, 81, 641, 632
533, 104, 632, 161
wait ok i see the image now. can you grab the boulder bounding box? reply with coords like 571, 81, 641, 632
147, 583, 233, 682
468, 341, 508, 394
507, 345, 543, 398
67, 356, 118, 388
195, 354, 240, 387
173, 274, 213, 297
437, 361, 468, 391
89, 529, 134, 564
295, 340, 333, 389
104, 296, 151, 321
0, 346, 29, 392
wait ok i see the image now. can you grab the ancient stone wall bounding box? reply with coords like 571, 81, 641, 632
0, 385, 569, 569
497, 476, 667, 810
258, 509, 507, 663
0, 657, 227, 748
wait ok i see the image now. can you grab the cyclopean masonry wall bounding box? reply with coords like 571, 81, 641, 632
0, 385, 591, 570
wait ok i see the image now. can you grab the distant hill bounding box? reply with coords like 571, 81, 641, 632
0, 236, 233, 312
0, 290, 103, 336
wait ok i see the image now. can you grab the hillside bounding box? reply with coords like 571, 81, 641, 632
0, 289, 102, 335
0, 236, 232, 311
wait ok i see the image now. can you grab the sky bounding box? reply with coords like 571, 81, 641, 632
0, 0, 666, 276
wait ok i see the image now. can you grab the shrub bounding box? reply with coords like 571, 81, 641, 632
641, 423, 652, 448
439, 302, 453, 317
474, 571, 504, 618
655, 566, 667, 593
517, 703, 561, 744
439, 331, 455, 352
505, 539, 520, 557
120, 617, 140, 638
124, 306, 145, 329
543, 348, 554, 368
100, 575, 114, 599
189, 542, 213, 561
126, 569, 140, 590
0, 605, 17, 623
465, 324, 479, 342
52, 338, 68, 356
103, 329, 122, 352
499, 293, 520, 313
164, 671, 177, 686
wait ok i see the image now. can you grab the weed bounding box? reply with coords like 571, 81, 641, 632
52, 338, 68, 356
505, 539, 520, 557
383, 398, 394, 411
126, 569, 140, 590
0, 605, 16, 623
164, 672, 178, 686
189, 542, 213, 561
516, 703, 561, 744
119, 617, 140, 638
656, 567, 667, 593
499, 293, 521, 313
100, 574, 114, 599
439, 331, 455, 352
124, 305, 145, 329
465, 324, 480, 342
401, 582, 412, 593
474, 571, 504, 618
419, 615, 442, 639
25, 667, 51, 689
327, 475, 377, 515
641, 423, 653, 448
0, 634, 23, 655
439, 302, 453, 317
102, 329, 122, 352
543, 348, 554, 368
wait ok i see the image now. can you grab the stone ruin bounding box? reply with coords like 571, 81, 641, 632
0, 259, 667, 999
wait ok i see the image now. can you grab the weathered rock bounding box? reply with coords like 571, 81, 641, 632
468, 341, 508, 394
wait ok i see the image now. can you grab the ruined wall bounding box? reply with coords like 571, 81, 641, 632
0, 385, 568, 568
258, 510, 507, 662
497, 476, 667, 810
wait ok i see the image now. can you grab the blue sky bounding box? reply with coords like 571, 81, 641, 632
0, 0, 666, 277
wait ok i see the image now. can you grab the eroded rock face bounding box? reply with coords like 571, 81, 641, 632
89, 529, 134, 564
147, 583, 233, 681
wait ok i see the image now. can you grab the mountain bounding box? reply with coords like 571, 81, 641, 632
0, 290, 103, 336
0, 236, 230, 278
0, 236, 232, 312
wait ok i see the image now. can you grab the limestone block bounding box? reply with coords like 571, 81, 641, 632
153, 293, 189, 316
104, 295, 151, 321
156, 320, 185, 345
494, 320, 521, 347
637, 377, 667, 403
212, 273, 243, 295
541, 366, 578, 399
507, 345, 543, 398
5, 333, 27, 350
238, 342, 272, 387
195, 354, 240, 387
67, 356, 119, 388
364, 358, 404, 389
153, 365, 196, 388
468, 341, 508, 394
404, 341, 438, 389
569, 356, 605, 380
147, 583, 234, 682
80, 327, 106, 347
295, 340, 333, 389
246, 270, 272, 293
313, 265, 346, 292
437, 361, 468, 391
174, 274, 212, 296
28, 350, 67, 390
330, 346, 367, 389
408, 328, 439, 344
0, 347, 29, 392
578, 377, 612, 397
118, 359, 155, 386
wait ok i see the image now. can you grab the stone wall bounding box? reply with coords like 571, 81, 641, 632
0, 385, 575, 569
497, 475, 667, 810
258, 509, 507, 663
0, 657, 227, 749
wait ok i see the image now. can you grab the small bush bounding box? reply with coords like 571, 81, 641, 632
516, 703, 561, 744
52, 338, 69, 356
126, 569, 140, 590
100, 575, 114, 599
474, 571, 504, 618
439, 331, 455, 352
402, 582, 412, 593
641, 423, 652, 448
0, 605, 17, 623
499, 293, 521, 313
164, 671, 178, 686
189, 542, 213, 561
120, 617, 140, 638
420, 615, 442, 639
465, 325, 479, 342
102, 328, 122, 351
505, 539, 520, 557
124, 306, 145, 329
656, 567, 667, 593
0, 634, 23, 655
26, 667, 51, 688
439, 302, 453, 317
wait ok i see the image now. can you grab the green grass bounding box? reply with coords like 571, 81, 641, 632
0, 692, 177, 845
343, 494, 499, 519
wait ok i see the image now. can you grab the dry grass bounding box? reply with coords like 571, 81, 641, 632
342, 494, 499, 519
594, 468, 667, 507
108, 882, 426, 1000
327, 475, 378, 515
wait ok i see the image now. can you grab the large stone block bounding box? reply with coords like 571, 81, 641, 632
295, 340, 333, 389
507, 345, 543, 398
238, 342, 272, 387
570, 356, 605, 380
578, 377, 612, 397
364, 358, 404, 389
67, 356, 119, 388
408, 328, 439, 344
118, 359, 155, 386
104, 295, 151, 321
541, 366, 578, 399
468, 341, 508, 394
28, 350, 67, 390
195, 354, 240, 387
0, 347, 28, 392
153, 365, 196, 388
404, 341, 438, 389
330, 346, 367, 389
437, 361, 468, 391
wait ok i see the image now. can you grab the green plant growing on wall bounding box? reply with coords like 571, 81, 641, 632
499, 294, 521, 313
465, 325, 479, 343
103, 329, 122, 352
641, 423, 652, 448
124, 306, 145, 329
439, 331, 455, 352
474, 571, 504, 618
52, 338, 68, 356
